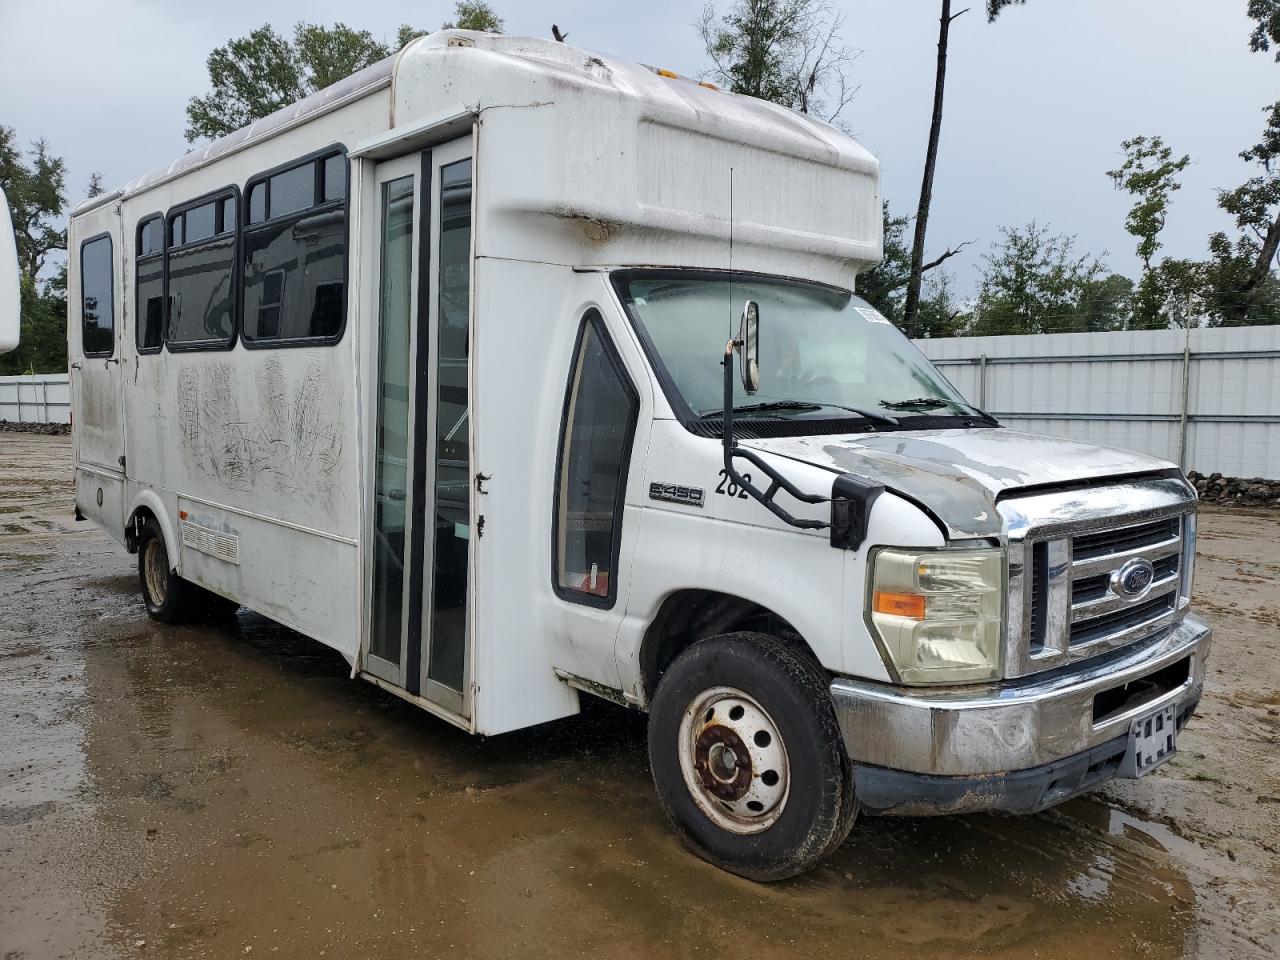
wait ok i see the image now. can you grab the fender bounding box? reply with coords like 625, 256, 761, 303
126, 488, 180, 573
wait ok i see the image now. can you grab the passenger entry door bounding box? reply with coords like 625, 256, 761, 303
71, 227, 125, 475
364, 140, 475, 720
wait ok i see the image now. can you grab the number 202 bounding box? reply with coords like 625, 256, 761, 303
715, 469, 751, 499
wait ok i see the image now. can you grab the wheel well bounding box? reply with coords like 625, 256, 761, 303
125, 506, 157, 554
639, 589, 816, 702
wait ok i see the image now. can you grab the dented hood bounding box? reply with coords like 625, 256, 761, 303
744, 428, 1180, 539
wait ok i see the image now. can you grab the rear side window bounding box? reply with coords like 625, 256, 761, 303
80, 235, 114, 356
135, 215, 164, 352
166, 190, 237, 348
242, 148, 348, 346
553, 310, 639, 607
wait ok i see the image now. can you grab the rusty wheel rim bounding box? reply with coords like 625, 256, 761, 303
678, 686, 789, 835
143, 538, 168, 608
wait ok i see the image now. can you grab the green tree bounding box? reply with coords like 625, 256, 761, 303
294, 22, 390, 91
856, 201, 970, 330
698, 0, 859, 121
970, 223, 1114, 335
915, 270, 970, 339
0, 126, 66, 281
185, 21, 431, 142
1248, 0, 1280, 57
901, 0, 965, 336
1107, 136, 1191, 272
1076, 272, 1136, 332
0, 127, 73, 375
1, 274, 68, 376
443, 1, 505, 32
1212, 100, 1280, 322
856, 203, 911, 323
1131, 259, 1205, 329
902, 0, 1031, 335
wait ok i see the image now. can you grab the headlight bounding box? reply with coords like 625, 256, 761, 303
868, 546, 1004, 684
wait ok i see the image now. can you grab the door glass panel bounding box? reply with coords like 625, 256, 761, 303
370, 175, 416, 667
555, 313, 638, 607
427, 158, 473, 692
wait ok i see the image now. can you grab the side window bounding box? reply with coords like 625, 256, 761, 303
135, 215, 164, 352
553, 310, 639, 607
80, 235, 114, 356
166, 191, 236, 348
242, 148, 347, 346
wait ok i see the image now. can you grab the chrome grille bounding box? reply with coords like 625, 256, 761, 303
1000, 476, 1197, 678
1052, 515, 1184, 649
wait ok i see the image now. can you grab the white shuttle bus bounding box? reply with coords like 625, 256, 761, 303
67, 32, 1211, 879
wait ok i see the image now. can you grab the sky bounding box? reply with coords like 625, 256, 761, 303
0, 0, 1273, 293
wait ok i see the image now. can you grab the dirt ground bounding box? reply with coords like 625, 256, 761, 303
1, 431, 1277, 960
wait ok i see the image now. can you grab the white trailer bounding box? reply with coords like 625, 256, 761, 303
67, 31, 1210, 880
1, 185, 19, 354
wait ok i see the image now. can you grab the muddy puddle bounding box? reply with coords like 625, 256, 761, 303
2, 433, 1277, 959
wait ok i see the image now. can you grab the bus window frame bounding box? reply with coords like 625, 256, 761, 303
239, 143, 350, 351
163, 184, 241, 353
134, 212, 164, 355
79, 231, 116, 359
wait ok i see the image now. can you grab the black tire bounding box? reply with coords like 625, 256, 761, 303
137, 518, 199, 624
648, 632, 857, 881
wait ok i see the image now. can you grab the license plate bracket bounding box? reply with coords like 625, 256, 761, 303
1119, 703, 1178, 778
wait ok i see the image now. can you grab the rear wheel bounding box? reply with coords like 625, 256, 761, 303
137, 518, 234, 623
648, 632, 857, 881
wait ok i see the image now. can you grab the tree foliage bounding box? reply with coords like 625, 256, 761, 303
985, 0, 1026, 21
856, 203, 911, 323
914, 270, 969, 338
185, 7, 506, 143
0, 272, 68, 376
443, 1, 505, 32
698, 0, 858, 121
1106, 136, 1190, 271
294, 22, 390, 92
0, 126, 66, 281
0, 127, 72, 374
1248, 0, 1280, 58
857, 201, 969, 332
970, 223, 1116, 335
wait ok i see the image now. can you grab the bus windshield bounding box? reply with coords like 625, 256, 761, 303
616, 272, 972, 424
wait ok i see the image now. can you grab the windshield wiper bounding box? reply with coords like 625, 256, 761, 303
700, 400, 898, 426
879, 396, 999, 425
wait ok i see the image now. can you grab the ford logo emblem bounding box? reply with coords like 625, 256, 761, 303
1111, 558, 1157, 600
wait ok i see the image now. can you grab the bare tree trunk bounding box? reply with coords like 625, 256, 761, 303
1240, 207, 1280, 318
904, 1, 961, 337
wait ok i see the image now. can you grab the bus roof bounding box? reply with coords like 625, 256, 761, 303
73, 31, 882, 280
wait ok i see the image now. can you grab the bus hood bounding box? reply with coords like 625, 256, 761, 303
743, 428, 1184, 540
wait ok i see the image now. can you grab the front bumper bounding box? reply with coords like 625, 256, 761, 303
830, 615, 1212, 814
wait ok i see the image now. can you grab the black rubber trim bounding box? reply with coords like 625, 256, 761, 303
404, 149, 433, 698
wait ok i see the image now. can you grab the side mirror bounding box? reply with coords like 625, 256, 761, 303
738, 299, 760, 394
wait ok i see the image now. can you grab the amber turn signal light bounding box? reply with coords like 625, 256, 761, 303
872, 590, 926, 619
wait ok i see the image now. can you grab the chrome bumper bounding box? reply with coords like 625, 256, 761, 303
830, 615, 1212, 777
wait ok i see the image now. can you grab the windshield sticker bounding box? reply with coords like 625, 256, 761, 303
855, 306, 890, 325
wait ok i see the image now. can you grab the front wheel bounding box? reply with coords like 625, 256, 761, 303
648, 632, 857, 881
